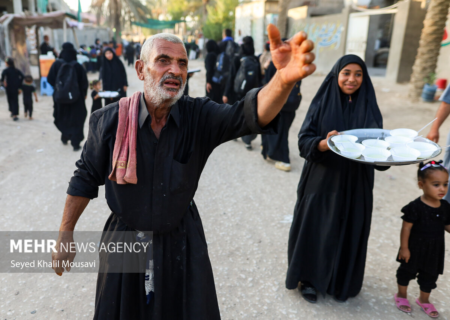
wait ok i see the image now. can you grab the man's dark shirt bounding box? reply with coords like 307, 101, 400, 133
67, 89, 277, 233
40, 42, 56, 56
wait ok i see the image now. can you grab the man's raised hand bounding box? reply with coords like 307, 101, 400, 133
268, 24, 316, 85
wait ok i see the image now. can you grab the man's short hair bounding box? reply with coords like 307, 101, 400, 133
140, 33, 185, 64
224, 29, 232, 37
43, 35, 49, 40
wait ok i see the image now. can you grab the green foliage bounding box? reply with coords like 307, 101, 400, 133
424, 72, 437, 85
167, 0, 188, 20
203, 0, 239, 41
167, 0, 203, 20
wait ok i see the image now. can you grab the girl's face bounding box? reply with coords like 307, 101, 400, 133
105, 51, 113, 60
94, 82, 102, 91
338, 63, 363, 95
419, 170, 449, 200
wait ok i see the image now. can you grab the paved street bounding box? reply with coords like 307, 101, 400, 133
1, 58, 449, 319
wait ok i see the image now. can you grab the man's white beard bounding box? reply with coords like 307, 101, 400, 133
144, 70, 186, 107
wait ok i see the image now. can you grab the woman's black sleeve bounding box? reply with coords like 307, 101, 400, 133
205, 53, 216, 84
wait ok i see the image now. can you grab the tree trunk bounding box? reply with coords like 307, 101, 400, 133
409, 0, 450, 99
277, 0, 290, 38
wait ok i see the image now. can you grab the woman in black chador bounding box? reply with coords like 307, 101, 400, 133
204, 40, 222, 103
47, 42, 89, 151
99, 47, 128, 104
286, 55, 389, 303
1, 58, 24, 121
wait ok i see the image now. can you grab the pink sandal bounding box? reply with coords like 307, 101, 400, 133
394, 294, 411, 313
416, 299, 439, 318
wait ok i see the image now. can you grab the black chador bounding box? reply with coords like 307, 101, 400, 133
286, 55, 389, 301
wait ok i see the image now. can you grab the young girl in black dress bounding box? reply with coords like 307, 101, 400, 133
395, 160, 450, 318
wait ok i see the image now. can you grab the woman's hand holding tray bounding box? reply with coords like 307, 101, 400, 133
327, 129, 442, 166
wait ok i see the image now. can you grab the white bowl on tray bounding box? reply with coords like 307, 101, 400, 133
362, 149, 391, 162
390, 128, 418, 139
385, 136, 413, 148
339, 143, 365, 159
390, 147, 421, 161
331, 134, 358, 143
407, 142, 438, 158
361, 139, 390, 149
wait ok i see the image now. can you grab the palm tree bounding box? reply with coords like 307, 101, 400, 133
91, 0, 150, 43
409, 0, 450, 99
277, 0, 290, 38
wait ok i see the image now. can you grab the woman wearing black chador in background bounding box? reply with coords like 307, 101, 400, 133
99, 47, 128, 104
47, 42, 88, 151
286, 55, 389, 303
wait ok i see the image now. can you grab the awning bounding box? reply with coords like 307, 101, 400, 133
0, 11, 76, 29
132, 19, 184, 30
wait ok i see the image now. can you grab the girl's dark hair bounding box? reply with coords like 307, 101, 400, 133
418, 160, 448, 181
24, 75, 33, 82
6, 57, 15, 68
90, 80, 100, 90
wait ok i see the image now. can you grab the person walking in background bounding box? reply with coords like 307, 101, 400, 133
47, 42, 89, 151
125, 41, 136, 67
394, 161, 450, 318
204, 40, 222, 103
261, 60, 301, 171
286, 55, 389, 303
259, 42, 272, 84
426, 84, 450, 203
100, 47, 128, 105
90, 80, 102, 114
21, 75, 38, 120
215, 29, 239, 99
40, 35, 58, 57
1, 57, 24, 121
223, 36, 262, 150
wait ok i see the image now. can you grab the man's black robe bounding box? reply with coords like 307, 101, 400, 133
67, 89, 278, 319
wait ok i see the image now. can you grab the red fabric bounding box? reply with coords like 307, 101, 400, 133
108, 91, 141, 184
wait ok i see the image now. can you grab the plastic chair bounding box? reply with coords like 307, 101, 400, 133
40, 77, 54, 96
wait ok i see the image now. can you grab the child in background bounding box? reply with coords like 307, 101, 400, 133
90, 80, 102, 114
21, 75, 38, 120
394, 160, 450, 318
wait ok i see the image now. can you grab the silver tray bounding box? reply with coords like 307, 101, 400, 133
327, 129, 442, 166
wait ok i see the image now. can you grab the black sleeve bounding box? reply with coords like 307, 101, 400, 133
264, 62, 276, 85
298, 97, 330, 163
99, 67, 103, 81
18, 70, 24, 84
91, 90, 97, 99
400, 201, 418, 223
198, 87, 279, 149
0, 69, 5, 84
47, 61, 59, 87
224, 56, 240, 97
77, 64, 89, 97
120, 61, 128, 87
204, 53, 216, 84
67, 112, 110, 199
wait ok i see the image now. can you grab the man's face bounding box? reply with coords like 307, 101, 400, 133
44, 36, 49, 43
138, 39, 188, 105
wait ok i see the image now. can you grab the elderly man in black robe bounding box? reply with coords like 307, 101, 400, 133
51, 25, 316, 319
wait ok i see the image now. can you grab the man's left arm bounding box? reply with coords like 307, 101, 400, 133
256, 24, 315, 127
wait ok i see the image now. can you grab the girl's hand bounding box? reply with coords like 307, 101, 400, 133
317, 130, 339, 152
222, 96, 228, 104
398, 248, 411, 263
206, 83, 212, 93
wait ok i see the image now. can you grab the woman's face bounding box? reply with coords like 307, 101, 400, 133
105, 51, 113, 60
338, 63, 363, 95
